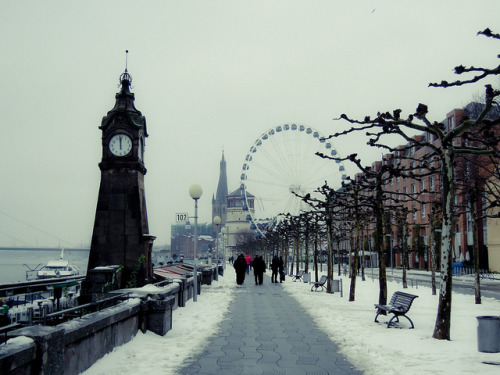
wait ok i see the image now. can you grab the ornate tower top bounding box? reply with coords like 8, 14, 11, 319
119, 50, 132, 86
99, 51, 147, 135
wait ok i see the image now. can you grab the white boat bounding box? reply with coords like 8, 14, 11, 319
28, 249, 81, 280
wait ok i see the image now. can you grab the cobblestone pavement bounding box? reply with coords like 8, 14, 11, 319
178, 274, 363, 375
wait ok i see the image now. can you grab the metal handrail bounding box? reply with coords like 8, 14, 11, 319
0, 323, 22, 344
42, 293, 130, 324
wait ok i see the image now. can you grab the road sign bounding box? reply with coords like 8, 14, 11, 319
176, 212, 189, 222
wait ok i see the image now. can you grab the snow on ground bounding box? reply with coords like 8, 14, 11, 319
82, 266, 500, 375
283, 273, 500, 375
82, 272, 235, 375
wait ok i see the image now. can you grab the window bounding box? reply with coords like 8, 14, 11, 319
420, 180, 425, 191
421, 203, 426, 218
411, 183, 416, 194
429, 176, 435, 191
447, 115, 455, 131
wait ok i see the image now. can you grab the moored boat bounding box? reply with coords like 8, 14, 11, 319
26, 249, 81, 280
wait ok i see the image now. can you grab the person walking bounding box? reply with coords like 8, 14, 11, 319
278, 256, 285, 283
233, 254, 247, 285
252, 255, 266, 285
270, 255, 279, 283
244, 254, 253, 275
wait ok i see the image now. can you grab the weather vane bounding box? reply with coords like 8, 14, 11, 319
119, 49, 132, 86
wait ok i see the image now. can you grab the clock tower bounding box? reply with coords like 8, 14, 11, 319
86, 68, 154, 289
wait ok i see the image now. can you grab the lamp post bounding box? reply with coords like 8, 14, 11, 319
221, 226, 226, 269
189, 184, 202, 302
386, 233, 393, 275
213, 216, 221, 281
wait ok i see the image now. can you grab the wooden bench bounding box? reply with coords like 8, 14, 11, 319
374, 291, 419, 329
292, 270, 304, 282
310, 275, 328, 292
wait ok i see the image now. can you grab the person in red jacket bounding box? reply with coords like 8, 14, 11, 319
244, 254, 252, 275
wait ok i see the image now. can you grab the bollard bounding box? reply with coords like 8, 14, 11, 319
303, 272, 310, 283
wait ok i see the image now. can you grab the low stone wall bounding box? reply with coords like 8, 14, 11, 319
0, 277, 191, 375
62, 299, 143, 374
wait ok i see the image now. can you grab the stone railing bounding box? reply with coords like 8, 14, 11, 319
0, 274, 202, 375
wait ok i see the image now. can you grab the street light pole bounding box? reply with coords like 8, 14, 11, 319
189, 184, 203, 302
213, 215, 221, 281
221, 226, 226, 270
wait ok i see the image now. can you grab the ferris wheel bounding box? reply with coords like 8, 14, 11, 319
239, 123, 346, 236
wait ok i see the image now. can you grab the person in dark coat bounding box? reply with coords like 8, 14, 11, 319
233, 254, 247, 285
278, 256, 285, 283
252, 255, 266, 285
270, 255, 280, 283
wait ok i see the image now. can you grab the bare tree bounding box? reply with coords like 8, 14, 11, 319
328, 28, 500, 340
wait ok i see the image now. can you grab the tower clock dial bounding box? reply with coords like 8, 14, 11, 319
109, 134, 132, 156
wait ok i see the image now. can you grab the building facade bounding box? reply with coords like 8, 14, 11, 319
358, 103, 498, 271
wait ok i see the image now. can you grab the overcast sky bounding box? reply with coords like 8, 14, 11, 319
1, 1, 499, 248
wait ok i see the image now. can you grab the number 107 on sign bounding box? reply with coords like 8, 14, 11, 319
176, 212, 189, 222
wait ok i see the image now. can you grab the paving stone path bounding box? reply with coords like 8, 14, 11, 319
178, 274, 363, 375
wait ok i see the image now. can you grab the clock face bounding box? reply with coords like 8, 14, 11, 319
109, 134, 132, 156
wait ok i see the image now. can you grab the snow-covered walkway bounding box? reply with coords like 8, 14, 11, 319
83, 266, 500, 375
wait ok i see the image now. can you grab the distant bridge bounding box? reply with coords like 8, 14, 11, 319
0, 247, 89, 251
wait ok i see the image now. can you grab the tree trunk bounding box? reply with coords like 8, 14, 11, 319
433, 150, 455, 340
337, 238, 342, 277
314, 226, 319, 283
375, 198, 387, 306
402, 219, 409, 289
304, 218, 309, 273
469, 190, 482, 304
361, 228, 366, 281
295, 233, 300, 275
430, 225, 437, 296
326, 212, 334, 293
349, 212, 361, 302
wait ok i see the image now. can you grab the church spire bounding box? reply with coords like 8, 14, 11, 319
212, 151, 228, 237
215, 151, 228, 204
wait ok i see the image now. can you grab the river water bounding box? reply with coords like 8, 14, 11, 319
0, 249, 89, 284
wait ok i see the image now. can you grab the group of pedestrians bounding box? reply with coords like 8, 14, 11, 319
270, 255, 284, 283
233, 253, 284, 286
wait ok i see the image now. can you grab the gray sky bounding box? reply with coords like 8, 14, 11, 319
1, 0, 499, 248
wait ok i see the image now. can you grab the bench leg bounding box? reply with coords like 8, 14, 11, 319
387, 315, 414, 329
387, 315, 398, 328
374, 308, 388, 323
401, 314, 415, 329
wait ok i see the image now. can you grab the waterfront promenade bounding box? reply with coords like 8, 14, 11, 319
177, 273, 362, 375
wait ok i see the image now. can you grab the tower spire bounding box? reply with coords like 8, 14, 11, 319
119, 50, 132, 86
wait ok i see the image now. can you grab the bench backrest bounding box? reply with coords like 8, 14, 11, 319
319, 275, 328, 285
390, 291, 418, 312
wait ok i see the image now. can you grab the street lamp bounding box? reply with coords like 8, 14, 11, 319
213, 215, 221, 281
221, 226, 227, 269
386, 233, 393, 275
189, 184, 202, 302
